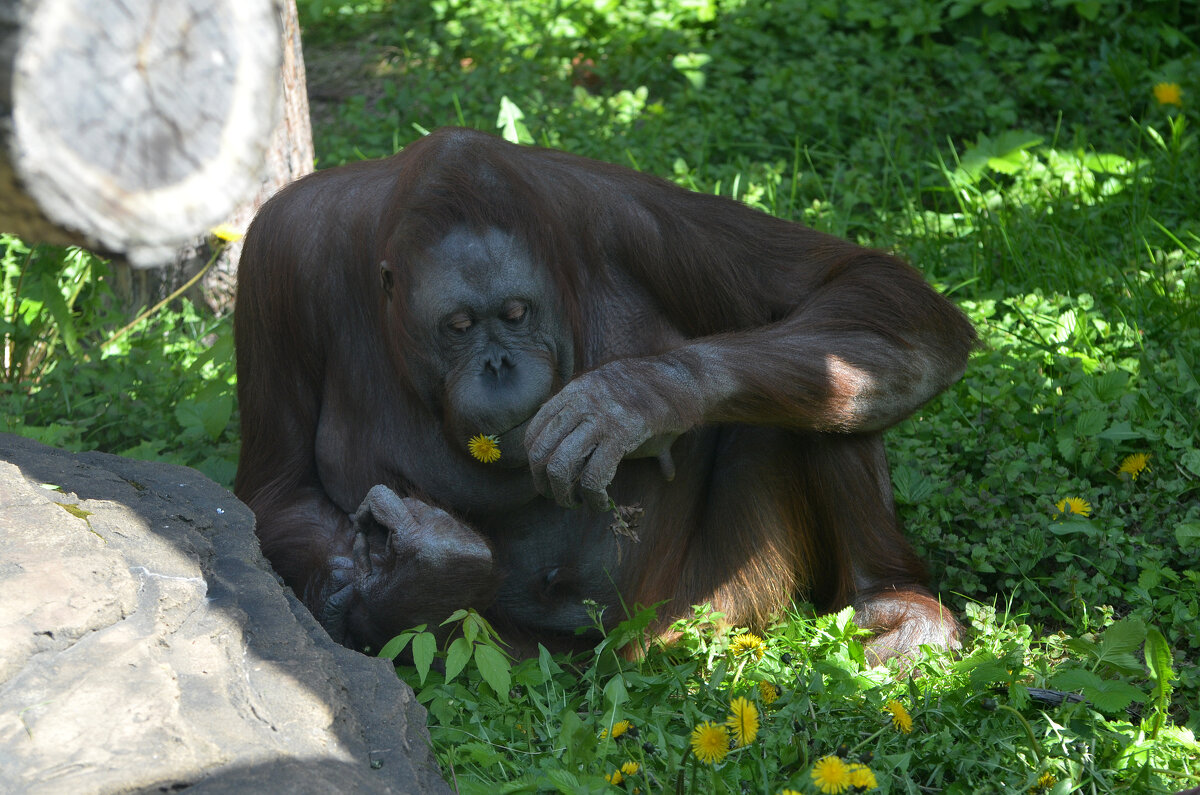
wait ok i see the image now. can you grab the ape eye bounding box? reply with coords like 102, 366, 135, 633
448, 315, 473, 333
503, 303, 527, 323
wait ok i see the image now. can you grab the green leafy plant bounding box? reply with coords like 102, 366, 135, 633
1, 240, 239, 484
380, 609, 514, 700
384, 604, 1196, 792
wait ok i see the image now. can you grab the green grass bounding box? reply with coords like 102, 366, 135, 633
4, 0, 1199, 790
387, 604, 1193, 793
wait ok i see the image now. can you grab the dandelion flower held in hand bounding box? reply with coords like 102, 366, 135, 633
730, 632, 766, 661
885, 699, 913, 733
726, 697, 759, 746
1154, 82, 1182, 106
810, 755, 852, 794
1118, 453, 1151, 480
467, 433, 501, 463
1055, 496, 1091, 517
689, 722, 730, 765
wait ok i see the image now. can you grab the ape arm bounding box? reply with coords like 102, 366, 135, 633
604, 181, 977, 434
251, 487, 361, 639
234, 164, 499, 651
649, 252, 970, 432
527, 175, 977, 510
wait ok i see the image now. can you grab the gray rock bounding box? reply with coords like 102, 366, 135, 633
0, 433, 450, 794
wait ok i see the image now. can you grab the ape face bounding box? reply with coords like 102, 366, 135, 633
400, 227, 574, 466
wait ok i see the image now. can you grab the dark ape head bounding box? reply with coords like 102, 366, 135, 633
385, 226, 575, 466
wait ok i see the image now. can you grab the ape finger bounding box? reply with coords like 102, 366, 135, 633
543, 422, 601, 508
399, 497, 449, 530
527, 413, 587, 500
525, 394, 586, 464
579, 438, 624, 512
351, 533, 372, 574
353, 484, 413, 532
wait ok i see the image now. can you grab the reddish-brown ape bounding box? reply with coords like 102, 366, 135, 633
234, 127, 976, 660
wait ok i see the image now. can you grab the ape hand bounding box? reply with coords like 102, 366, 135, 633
526, 362, 695, 511
322, 485, 497, 649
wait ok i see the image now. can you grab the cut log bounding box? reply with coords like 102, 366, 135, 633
108, 0, 315, 314
0, 0, 283, 267
195, 0, 314, 313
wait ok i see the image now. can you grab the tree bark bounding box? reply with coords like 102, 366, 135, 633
0, 0, 284, 268
195, 0, 314, 314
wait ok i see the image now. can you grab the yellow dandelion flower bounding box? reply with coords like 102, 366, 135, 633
1055, 496, 1091, 517
730, 632, 766, 661
1118, 453, 1151, 480
758, 680, 781, 705
467, 433, 502, 463
689, 721, 730, 765
1154, 82, 1182, 106
599, 719, 633, 739
848, 763, 878, 789
605, 769, 623, 785
810, 755, 852, 794
726, 697, 759, 746
885, 699, 913, 733
620, 761, 639, 776
779, 791, 803, 795
1032, 771, 1057, 791
209, 223, 244, 242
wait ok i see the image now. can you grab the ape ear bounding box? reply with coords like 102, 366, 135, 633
380, 260, 394, 297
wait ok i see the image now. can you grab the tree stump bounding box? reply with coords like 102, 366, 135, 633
0, 0, 283, 267
194, 0, 314, 313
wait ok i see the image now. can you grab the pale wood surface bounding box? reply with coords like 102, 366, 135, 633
0, 0, 284, 266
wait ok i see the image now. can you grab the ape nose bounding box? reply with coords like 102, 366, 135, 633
482, 347, 515, 378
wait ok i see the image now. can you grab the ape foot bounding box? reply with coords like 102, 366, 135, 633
332, 485, 500, 650
854, 590, 963, 666
351, 485, 495, 574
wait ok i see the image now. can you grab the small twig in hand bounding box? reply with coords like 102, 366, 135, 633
609, 501, 644, 542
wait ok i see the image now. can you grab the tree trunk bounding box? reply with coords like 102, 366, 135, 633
114, 0, 316, 315
0, 0, 284, 268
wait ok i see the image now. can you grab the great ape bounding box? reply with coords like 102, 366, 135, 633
235, 127, 976, 660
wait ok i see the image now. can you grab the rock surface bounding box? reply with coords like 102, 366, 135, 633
0, 433, 450, 794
